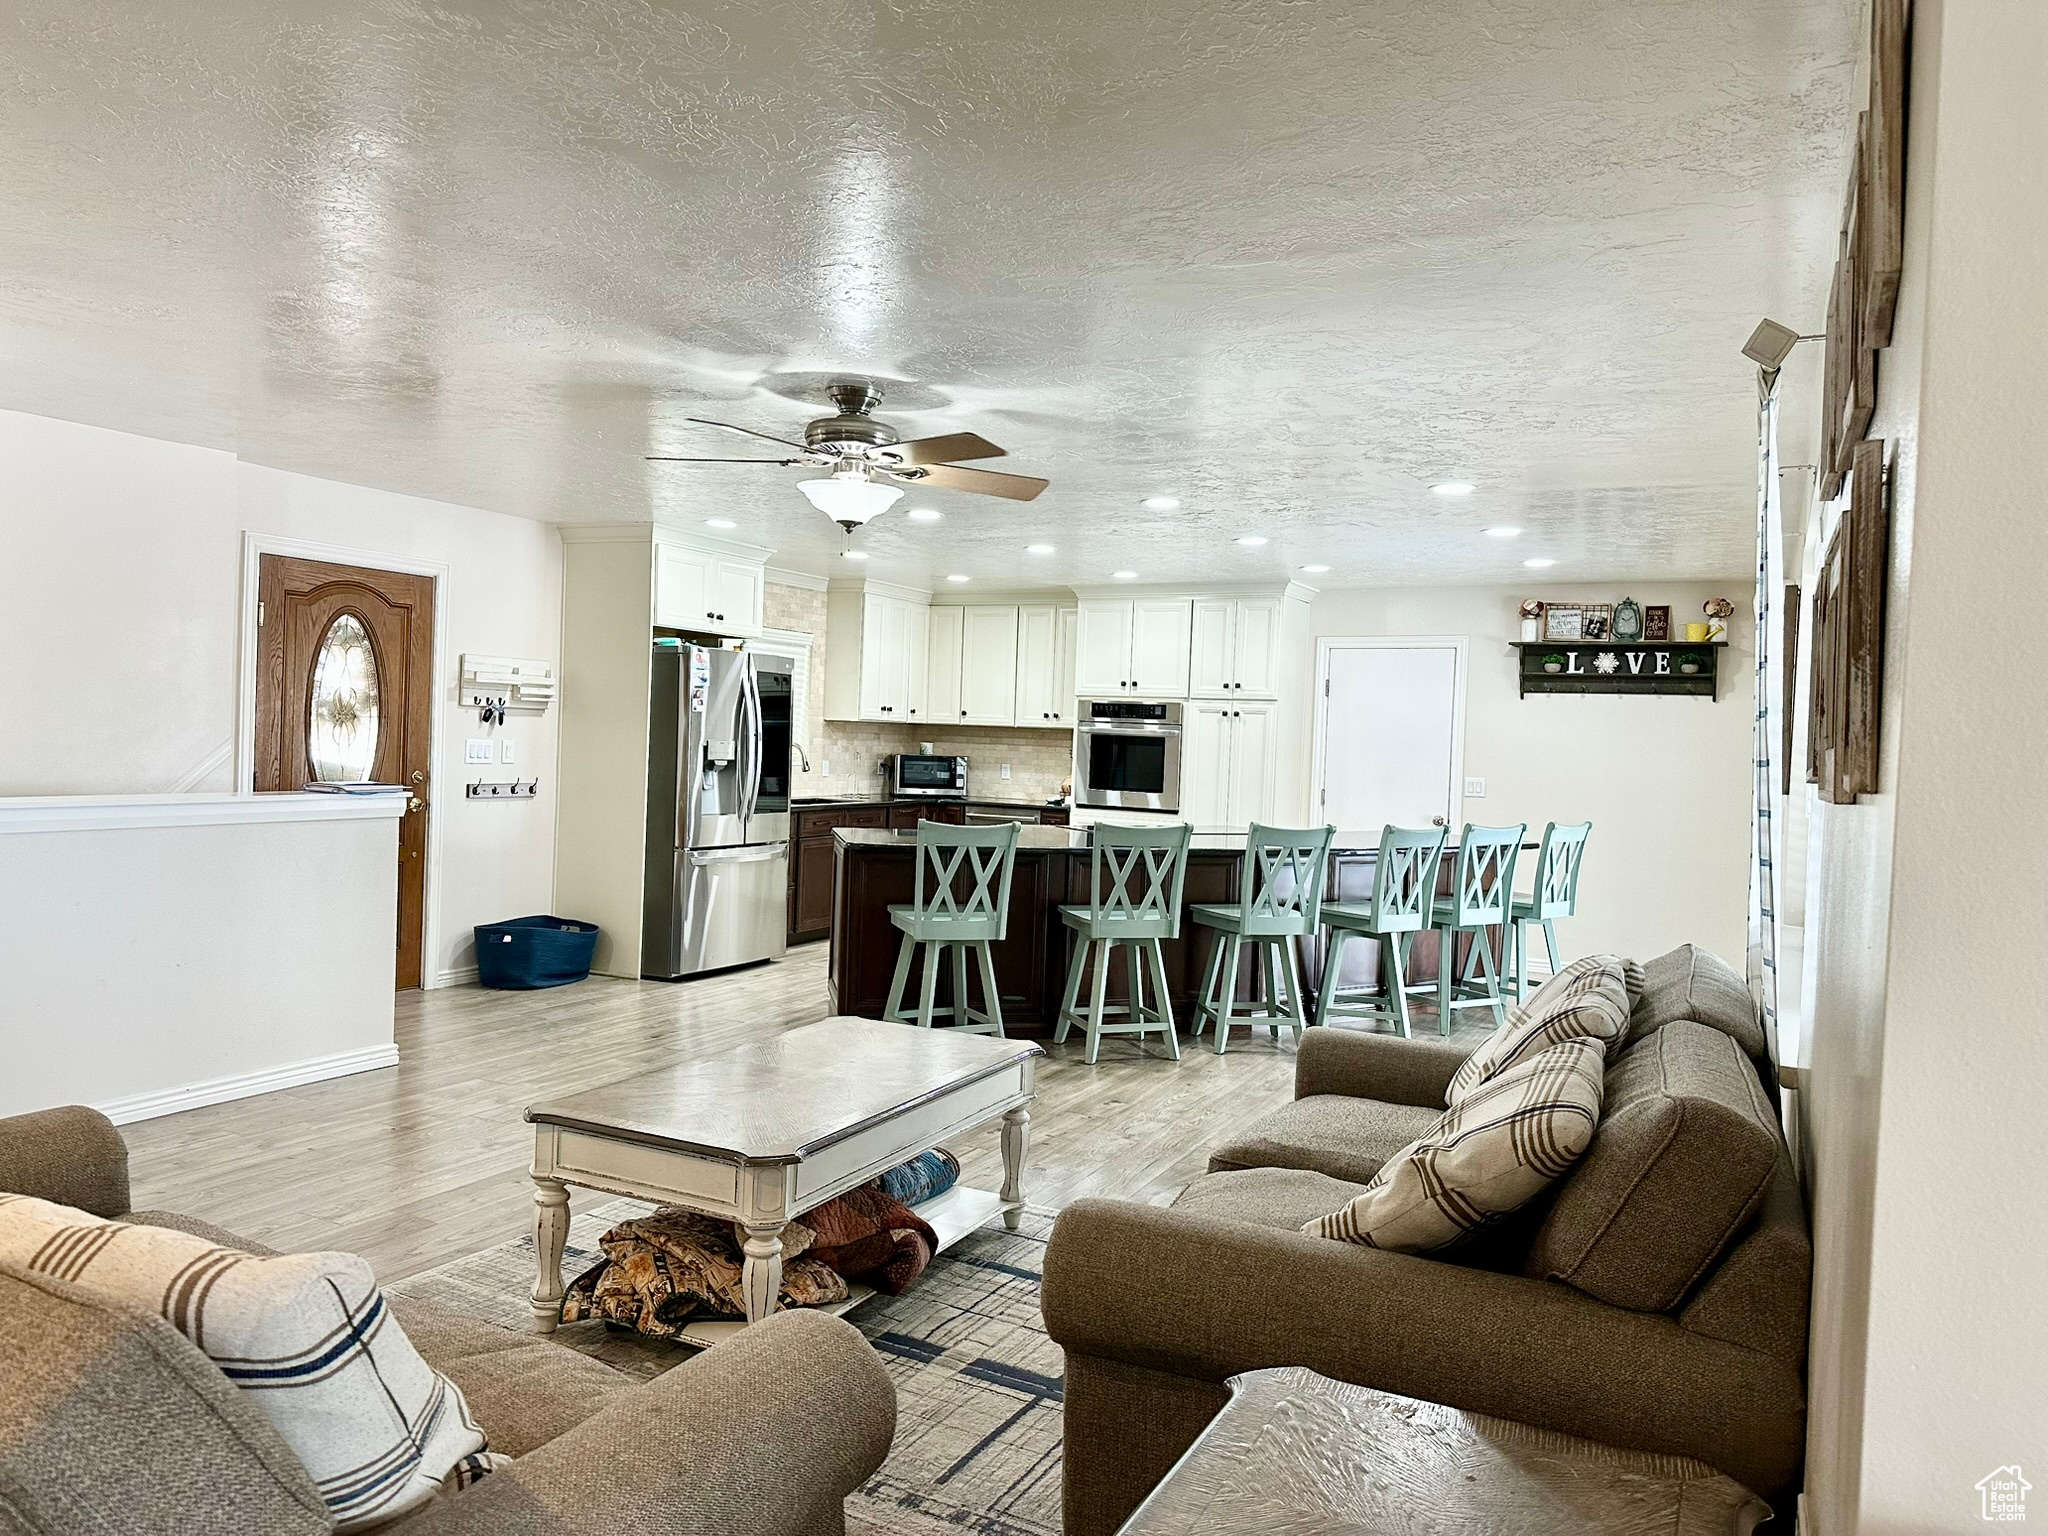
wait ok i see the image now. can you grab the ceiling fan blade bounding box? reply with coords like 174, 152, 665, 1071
644, 456, 797, 464
878, 431, 1006, 467
902, 463, 1049, 501
684, 417, 810, 450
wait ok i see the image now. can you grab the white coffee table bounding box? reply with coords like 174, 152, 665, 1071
524, 1016, 1041, 1342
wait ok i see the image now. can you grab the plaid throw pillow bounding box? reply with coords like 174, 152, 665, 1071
0, 1195, 504, 1529
1306, 1036, 1606, 1253
1446, 954, 1633, 1106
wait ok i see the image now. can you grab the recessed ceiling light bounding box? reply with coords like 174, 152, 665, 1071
842, 550, 871, 561
906, 507, 943, 522
1141, 496, 1180, 510
946, 573, 971, 583
1026, 543, 1056, 555
704, 517, 737, 530
1431, 482, 1476, 496
1484, 526, 1523, 538
1112, 570, 1139, 580
1234, 535, 1269, 547
1300, 564, 1330, 574
1523, 557, 1557, 568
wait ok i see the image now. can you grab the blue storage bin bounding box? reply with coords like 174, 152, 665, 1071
474, 915, 600, 989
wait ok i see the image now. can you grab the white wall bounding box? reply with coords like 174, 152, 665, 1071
0, 798, 400, 1121
0, 407, 562, 984
1305, 582, 1754, 965
1801, 2, 2048, 1528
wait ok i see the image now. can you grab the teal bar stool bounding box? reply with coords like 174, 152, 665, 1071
1054, 822, 1193, 1064
1190, 823, 1336, 1054
881, 822, 1021, 1036
1509, 821, 1592, 1002
1428, 822, 1526, 1033
1314, 825, 1449, 1037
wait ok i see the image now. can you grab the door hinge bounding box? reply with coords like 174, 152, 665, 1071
1323, 677, 1329, 696
258, 600, 266, 627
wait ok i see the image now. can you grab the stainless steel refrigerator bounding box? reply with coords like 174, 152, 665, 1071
642, 643, 793, 979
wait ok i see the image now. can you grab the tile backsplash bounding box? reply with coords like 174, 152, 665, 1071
763, 580, 1074, 804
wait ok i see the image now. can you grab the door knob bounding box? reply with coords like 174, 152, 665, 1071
408, 795, 425, 814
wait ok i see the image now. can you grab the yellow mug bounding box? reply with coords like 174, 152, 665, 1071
1684, 622, 1710, 642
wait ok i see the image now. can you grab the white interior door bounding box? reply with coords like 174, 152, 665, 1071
1315, 639, 1466, 844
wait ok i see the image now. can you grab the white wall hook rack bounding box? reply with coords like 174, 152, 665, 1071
466, 779, 541, 799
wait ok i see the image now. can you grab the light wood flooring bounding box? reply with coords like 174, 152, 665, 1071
123, 944, 1489, 1283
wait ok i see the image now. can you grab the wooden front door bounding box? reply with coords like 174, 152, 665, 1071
254, 555, 435, 989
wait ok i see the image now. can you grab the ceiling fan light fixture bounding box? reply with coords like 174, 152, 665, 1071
798, 469, 903, 529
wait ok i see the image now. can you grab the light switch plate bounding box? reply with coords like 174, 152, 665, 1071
1464, 776, 1486, 797
465, 739, 494, 765
1000, 763, 1012, 780
821, 760, 831, 776
500, 740, 516, 764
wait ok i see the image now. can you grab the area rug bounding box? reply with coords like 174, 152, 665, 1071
387, 1198, 1062, 1536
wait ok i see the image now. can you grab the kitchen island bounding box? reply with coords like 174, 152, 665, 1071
827, 825, 1493, 1039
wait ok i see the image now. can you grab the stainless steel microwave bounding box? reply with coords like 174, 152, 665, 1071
890, 753, 968, 797
1074, 699, 1183, 812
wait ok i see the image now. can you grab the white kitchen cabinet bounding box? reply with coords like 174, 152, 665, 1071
654, 544, 712, 631
1130, 600, 1194, 694
924, 603, 964, 725
1190, 596, 1281, 698
654, 541, 765, 637
903, 601, 931, 724
1074, 598, 1191, 697
959, 605, 1021, 726
708, 558, 764, 637
826, 585, 929, 723
1074, 601, 1133, 696
1182, 700, 1281, 832
1056, 606, 1079, 723
1015, 604, 1071, 727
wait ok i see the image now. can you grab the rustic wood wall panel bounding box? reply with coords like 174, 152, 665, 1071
1862, 0, 1908, 348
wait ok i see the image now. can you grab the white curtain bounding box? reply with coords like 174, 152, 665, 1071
1749, 372, 1783, 1057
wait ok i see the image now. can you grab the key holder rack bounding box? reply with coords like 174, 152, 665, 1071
467, 778, 541, 799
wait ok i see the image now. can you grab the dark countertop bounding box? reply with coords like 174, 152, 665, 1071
794, 793, 1065, 810
834, 825, 1382, 856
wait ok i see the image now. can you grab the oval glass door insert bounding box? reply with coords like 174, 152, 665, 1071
307, 612, 382, 781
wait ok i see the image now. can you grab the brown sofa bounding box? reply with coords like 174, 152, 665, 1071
1042, 945, 1809, 1536
0, 1105, 895, 1535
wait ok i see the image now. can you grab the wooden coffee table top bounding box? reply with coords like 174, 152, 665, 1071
525, 1016, 1042, 1165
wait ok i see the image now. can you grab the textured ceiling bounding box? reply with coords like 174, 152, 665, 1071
1, 0, 1856, 588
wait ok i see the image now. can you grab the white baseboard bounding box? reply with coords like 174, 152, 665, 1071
94, 1043, 401, 1125
433, 965, 480, 989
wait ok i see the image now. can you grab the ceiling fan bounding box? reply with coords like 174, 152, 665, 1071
646, 381, 1049, 531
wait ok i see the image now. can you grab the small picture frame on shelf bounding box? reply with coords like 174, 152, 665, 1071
1580, 604, 1614, 641
1543, 606, 1584, 641
1644, 605, 1672, 641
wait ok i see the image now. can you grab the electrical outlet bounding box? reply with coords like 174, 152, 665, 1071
821, 760, 831, 777
464, 739, 493, 765
1001, 763, 1012, 780
500, 740, 516, 765
1464, 776, 1486, 797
